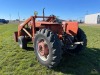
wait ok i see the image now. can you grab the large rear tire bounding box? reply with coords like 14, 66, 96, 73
34, 29, 62, 68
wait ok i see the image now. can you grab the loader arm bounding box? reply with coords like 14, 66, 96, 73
18, 16, 36, 38
17, 16, 56, 42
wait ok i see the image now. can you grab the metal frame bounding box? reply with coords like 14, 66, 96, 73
18, 16, 56, 38
14, 15, 79, 43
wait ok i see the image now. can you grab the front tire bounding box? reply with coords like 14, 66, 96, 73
34, 29, 62, 68
18, 36, 27, 49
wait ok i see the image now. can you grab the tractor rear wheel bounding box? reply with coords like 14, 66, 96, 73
34, 29, 62, 68
69, 28, 87, 54
18, 36, 27, 49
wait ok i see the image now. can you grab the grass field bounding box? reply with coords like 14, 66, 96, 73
0, 24, 100, 75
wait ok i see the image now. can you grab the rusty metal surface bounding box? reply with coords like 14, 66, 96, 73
17, 15, 78, 42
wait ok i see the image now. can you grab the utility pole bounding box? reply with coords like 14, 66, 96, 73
9, 14, 11, 20
18, 12, 20, 23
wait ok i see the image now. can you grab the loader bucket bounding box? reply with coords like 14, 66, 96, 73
14, 31, 18, 42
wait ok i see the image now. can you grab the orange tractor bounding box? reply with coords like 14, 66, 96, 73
14, 11, 87, 68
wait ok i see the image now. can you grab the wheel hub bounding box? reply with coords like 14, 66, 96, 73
38, 39, 49, 58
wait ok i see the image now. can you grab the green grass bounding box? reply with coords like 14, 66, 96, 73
0, 24, 100, 75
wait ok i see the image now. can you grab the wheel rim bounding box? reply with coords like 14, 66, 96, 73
37, 39, 49, 61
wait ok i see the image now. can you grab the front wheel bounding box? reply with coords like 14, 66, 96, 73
34, 29, 62, 68
18, 36, 27, 49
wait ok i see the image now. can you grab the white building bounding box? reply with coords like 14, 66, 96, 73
85, 13, 100, 24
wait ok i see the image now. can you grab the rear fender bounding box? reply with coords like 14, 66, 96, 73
62, 22, 78, 36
